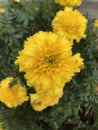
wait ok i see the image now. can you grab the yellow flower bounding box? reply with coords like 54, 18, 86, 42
14, 0, 20, 3
54, 0, 82, 7
30, 88, 63, 111
0, 7, 5, 13
94, 19, 98, 28
0, 77, 29, 108
52, 7, 88, 42
15, 31, 83, 92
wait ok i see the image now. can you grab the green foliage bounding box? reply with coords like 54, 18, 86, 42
0, 0, 60, 80
0, 0, 98, 130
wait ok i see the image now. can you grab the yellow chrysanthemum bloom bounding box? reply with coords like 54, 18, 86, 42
94, 19, 98, 28
0, 123, 3, 130
0, 7, 5, 13
30, 79, 64, 111
15, 31, 83, 92
54, 0, 82, 7
30, 88, 63, 111
0, 77, 29, 108
14, 0, 20, 3
52, 7, 88, 42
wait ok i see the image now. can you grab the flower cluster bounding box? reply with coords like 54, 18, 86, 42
0, 0, 88, 111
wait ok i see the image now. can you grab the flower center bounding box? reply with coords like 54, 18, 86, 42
36, 48, 62, 75
46, 56, 57, 67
